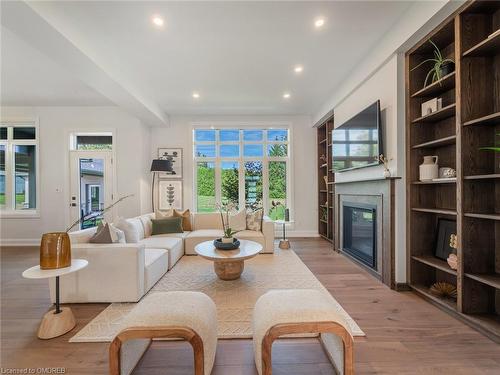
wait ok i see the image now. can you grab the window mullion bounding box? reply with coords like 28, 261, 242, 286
6, 143, 13, 210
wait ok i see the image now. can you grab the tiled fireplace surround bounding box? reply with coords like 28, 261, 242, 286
334, 178, 398, 289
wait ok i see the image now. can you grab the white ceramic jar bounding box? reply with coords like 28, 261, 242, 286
419, 155, 439, 181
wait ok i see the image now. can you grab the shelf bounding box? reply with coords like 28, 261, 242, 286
464, 174, 500, 180
411, 71, 456, 98
464, 213, 500, 221
465, 273, 500, 289
463, 111, 500, 127
412, 255, 457, 276
319, 205, 327, 208
463, 30, 500, 57
412, 207, 457, 216
412, 178, 456, 185
319, 139, 327, 144
319, 190, 327, 193
320, 163, 328, 168
412, 135, 456, 149
410, 284, 457, 311
412, 103, 456, 124
319, 219, 328, 224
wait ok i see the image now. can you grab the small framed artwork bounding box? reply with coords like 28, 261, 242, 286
434, 219, 456, 260
158, 180, 183, 211
158, 148, 183, 178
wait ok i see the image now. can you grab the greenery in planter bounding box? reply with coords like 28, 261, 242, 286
411, 39, 454, 88
480, 133, 500, 153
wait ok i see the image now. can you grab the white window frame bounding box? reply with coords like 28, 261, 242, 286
0, 118, 40, 218
192, 124, 292, 218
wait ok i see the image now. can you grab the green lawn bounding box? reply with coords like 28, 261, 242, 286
0, 193, 26, 205
197, 195, 216, 212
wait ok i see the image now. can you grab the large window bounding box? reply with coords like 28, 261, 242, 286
0, 123, 38, 214
194, 128, 290, 219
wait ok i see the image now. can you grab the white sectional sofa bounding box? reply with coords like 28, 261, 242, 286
50, 212, 274, 303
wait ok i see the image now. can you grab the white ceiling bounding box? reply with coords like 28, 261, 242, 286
1, 1, 416, 118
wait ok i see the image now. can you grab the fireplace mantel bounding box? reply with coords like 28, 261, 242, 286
334, 178, 397, 288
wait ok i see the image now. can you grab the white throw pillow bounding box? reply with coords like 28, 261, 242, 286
114, 217, 140, 243
229, 210, 247, 232
139, 213, 155, 238
156, 209, 173, 219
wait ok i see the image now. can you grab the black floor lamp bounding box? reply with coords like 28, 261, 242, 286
150, 159, 172, 212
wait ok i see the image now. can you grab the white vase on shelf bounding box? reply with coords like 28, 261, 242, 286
419, 155, 439, 181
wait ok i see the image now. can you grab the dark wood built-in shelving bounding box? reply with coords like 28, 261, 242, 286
406, 1, 500, 343
411, 103, 456, 124
317, 116, 335, 244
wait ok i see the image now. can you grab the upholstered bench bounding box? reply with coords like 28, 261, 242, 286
109, 291, 217, 375
252, 289, 354, 375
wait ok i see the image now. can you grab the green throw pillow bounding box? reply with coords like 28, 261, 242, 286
151, 217, 183, 235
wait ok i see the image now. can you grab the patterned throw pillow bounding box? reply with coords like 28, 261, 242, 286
246, 209, 263, 231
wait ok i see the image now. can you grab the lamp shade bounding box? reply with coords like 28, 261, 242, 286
150, 159, 172, 172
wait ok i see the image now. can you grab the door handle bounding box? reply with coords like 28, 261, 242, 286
70, 203, 77, 207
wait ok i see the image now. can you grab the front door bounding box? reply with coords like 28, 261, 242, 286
69, 151, 113, 230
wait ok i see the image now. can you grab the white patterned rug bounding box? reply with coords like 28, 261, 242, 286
70, 250, 364, 342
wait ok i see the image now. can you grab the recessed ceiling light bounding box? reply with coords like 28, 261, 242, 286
283, 92, 291, 99
192, 92, 200, 99
294, 65, 304, 73
314, 18, 325, 28
152, 15, 164, 27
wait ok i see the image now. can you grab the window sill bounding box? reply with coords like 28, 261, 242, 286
0, 210, 40, 219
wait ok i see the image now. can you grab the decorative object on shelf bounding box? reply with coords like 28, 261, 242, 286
158, 180, 182, 211
419, 155, 439, 181
320, 206, 327, 221
447, 234, 458, 270
435, 219, 456, 261
40, 232, 71, 270
378, 154, 392, 178
216, 201, 240, 243
158, 148, 183, 178
51, 194, 133, 270
430, 282, 457, 300
421, 97, 439, 116
411, 39, 455, 88
438, 167, 456, 178
319, 154, 327, 163
150, 158, 173, 211
213, 238, 241, 250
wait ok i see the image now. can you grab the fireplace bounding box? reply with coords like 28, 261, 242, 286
342, 202, 377, 269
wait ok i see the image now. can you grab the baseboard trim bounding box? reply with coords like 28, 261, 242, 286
0, 239, 40, 247
282, 231, 320, 238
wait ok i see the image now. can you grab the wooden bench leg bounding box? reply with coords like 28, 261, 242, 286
261, 321, 354, 375
109, 326, 205, 375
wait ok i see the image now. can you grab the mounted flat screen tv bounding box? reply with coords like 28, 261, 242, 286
332, 100, 382, 172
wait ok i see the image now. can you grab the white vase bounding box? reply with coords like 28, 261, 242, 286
383, 169, 391, 178
222, 237, 233, 244
419, 155, 439, 181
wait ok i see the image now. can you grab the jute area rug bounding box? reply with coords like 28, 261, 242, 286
70, 249, 364, 342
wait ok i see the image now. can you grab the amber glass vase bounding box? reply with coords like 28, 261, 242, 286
40, 232, 71, 270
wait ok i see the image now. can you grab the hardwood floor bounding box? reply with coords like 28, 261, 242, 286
1, 238, 499, 374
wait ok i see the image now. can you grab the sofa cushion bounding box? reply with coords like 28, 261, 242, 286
235, 230, 264, 239
184, 229, 224, 255
127, 217, 145, 240
152, 217, 183, 235
174, 209, 192, 231
246, 209, 263, 231
154, 232, 191, 239
144, 248, 169, 291
115, 217, 140, 243
193, 213, 223, 230
139, 213, 155, 237
69, 227, 97, 244
139, 236, 184, 269
230, 210, 247, 231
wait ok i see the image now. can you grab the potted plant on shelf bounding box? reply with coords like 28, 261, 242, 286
215, 201, 240, 244
480, 133, 500, 167
411, 39, 455, 88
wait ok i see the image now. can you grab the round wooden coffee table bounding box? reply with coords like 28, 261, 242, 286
195, 240, 262, 280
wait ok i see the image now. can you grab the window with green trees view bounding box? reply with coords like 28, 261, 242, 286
194, 128, 289, 220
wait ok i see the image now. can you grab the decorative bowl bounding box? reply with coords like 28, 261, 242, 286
214, 238, 240, 250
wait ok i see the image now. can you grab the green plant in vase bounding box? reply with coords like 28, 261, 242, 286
411, 39, 455, 88
480, 133, 500, 168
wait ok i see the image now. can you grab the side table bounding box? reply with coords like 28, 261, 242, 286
22, 259, 88, 339
275, 220, 294, 249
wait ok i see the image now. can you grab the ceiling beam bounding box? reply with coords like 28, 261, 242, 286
1, 1, 169, 127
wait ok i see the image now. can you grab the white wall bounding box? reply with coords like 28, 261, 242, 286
150, 115, 318, 236
0, 106, 151, 245
331, 54, 406, 283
